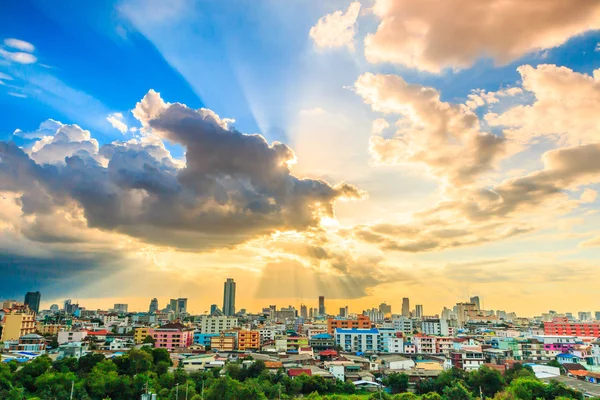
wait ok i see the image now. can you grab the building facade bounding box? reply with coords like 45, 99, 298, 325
327, 315, 371, 335
223, 278, 236, 316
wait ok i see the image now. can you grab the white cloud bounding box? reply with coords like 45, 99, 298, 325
0, 72, 13, 81
309, 2, 362, 50
485, 64, 600, 147
0, 48, 37, 64
4, 38, 35, 53
106, 112, 129, 133
364, 0, 600, 72
580, 188, 597, 203
7, 92, 27, 98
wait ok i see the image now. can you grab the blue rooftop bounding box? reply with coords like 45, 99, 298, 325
335, 328, 379, 334
557, 353, 576, 358
312, 333, 333, 339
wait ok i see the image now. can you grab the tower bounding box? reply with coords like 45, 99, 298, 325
223, 278, 236, 316
318, 296, 325, 316
402, 298, 410, 317
24, 291, 41, 314
149, 298, 159, 313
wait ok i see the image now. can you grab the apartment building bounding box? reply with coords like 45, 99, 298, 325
153, 322, 194, 350
134, 327, 155, 344
327, 315, 371, 335
335, 328, 379, 353
237, 330, 260, 351
197, 316, 238, 334
210, 332, 235, 351
544, 317, 600, 337
0, 308, 36, 341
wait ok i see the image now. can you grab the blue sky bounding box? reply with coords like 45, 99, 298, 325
1, 0, 600, 315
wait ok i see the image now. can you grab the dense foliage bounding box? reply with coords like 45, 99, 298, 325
0, 350, 592, 400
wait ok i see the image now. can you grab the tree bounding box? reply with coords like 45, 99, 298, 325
383, 372, 410, 394
544, 379, 584, 400
128, 348, 153, 375
467, 365, 506, 397
393, 393, 419, 399
15, 355, 52, 392
78, 352, 106, 375
442, 381, 473, 400
34, 371, 77, 399
143, 335, 155, 345
421, 393, 443, 400
504, 363, 535, 383
506, 377, 546, 400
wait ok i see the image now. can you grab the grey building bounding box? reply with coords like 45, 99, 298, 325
223, 278, 236, 316
24, 291, 41, 314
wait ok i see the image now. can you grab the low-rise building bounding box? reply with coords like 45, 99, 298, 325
134, 327, 155, 344
182, 354, 217, 371
58, 330, 88, 344
153, 323, 194, 350
310, 333, 335, 351
197, 316, 238, 334
450, 347, 485, 371
210, 333, 235, 351
327, 315, 371, 335
335, 328, 379, 353
0, 308, 36, 341
237, 330, 260, 351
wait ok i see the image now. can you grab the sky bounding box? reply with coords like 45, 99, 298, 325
1, 0, 600, 317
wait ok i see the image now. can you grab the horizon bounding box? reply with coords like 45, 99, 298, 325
1, 1, 600, 318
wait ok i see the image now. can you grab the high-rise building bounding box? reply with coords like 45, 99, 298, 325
470, 296, 481, 311
595, 311, 600, 321
169, 299, 178, 312
24, 291, 41, 314
223, 278, 236, 316
415, 304, 424, 319
402, 298, 410, 317
177, 298, 188, 315
63, 299, 71, 312
113, 303, 128, 313
309, 308, 313, 318
210, 304, 218, 314
379, 303, 392, 315
339, 307, 347, 318
319, 296, 325, 316
300, 304, 308, 319
149, 298, 159, 313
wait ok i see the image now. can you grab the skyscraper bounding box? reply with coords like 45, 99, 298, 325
177, 298, 188, 314
318, 296, 325, 316
415, 304, 423, 319
210, 304, 218, 314
223, 278, 236, 316
169, 299, 178, 312
300, 304, 308, 319
113, 303, 128, 313
402, 298, 410, 317
24, 291, 41, 314
470, 296, 481, 310
149, 298, 159, 313
379, 302, 392, 315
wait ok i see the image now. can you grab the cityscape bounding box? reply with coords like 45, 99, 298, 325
2, 280, 600, 398
1, 0, 600, 399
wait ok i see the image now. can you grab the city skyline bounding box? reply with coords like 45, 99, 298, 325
1, 1, 600, 316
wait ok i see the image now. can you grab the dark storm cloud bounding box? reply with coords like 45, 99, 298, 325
0, 91, 363, 250
0, 251, 122, 298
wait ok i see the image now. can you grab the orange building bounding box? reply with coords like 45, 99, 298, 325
237, 330, 260, 351
210, 333, 236, 351
327, 315, 371, 335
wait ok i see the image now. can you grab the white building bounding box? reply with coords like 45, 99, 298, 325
335, 328, 379, 353
388, 337, 404, 353
380, 356, 415, 370
390, 316, 413, 334
422, 319, 441, 335
197, 316, 238, 334
58, 330, 88, 344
